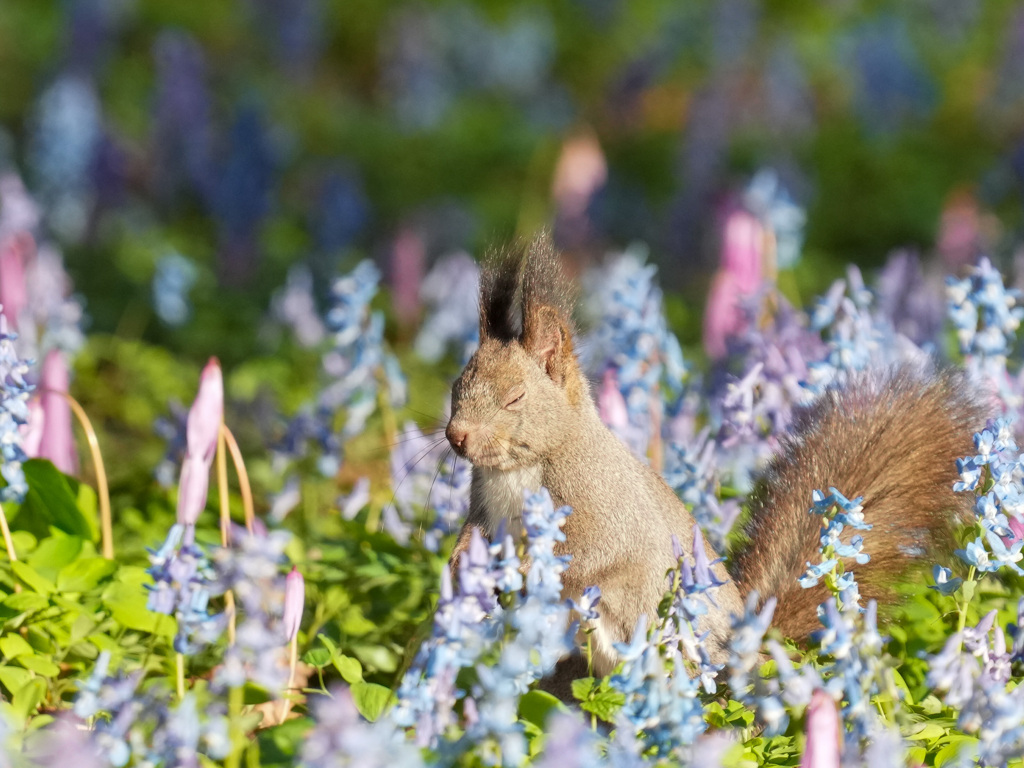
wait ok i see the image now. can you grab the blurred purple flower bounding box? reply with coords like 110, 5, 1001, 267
28, 72, 101, 241
153, 31, 215, 203
314, 168, 369, 255
152, 252, 198, 327
212, 108, 275, 286
415, 251, 480, 364
272, 265, 326, 348
390, 227, 426, 326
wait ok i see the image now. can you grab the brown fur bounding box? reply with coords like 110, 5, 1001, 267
731, 365, 986, 640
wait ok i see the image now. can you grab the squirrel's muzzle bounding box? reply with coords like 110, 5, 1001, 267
446, 421, 469, 457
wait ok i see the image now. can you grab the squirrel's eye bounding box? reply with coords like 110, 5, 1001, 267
504, 390, 525, 409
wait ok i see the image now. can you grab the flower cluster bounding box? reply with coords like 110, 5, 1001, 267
947, 256, 1024, 409
661, 428, 740, 550
949, 418, 1024, 577
798, 487, 872, 599
607, 525, 729, 756
146, 523, 223, 654
384, 421, 471, 550
467, 490, 576, 765
928, 606, 1024, 766
393, 487, 574, 765
211, 527, 293, 695
0, 312, 34, 502
582, 246, 686, 458
70, 651, 229, 768
276, 260, 407, 477
415, 252, 480, 365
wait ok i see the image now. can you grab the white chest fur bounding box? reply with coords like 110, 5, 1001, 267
476, 465, 544, 536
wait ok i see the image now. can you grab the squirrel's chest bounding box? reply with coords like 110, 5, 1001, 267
474, 465, 544, 535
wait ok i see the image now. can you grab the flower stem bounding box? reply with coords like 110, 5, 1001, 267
220, 425, 255, 534
63, 393, 113, 559
279, 636, 299, 722
956, 566, 977, 639
217, 426, 230, 546
176, 652, 185, 699
0, 501, 16, 563
217, 426, 238, 646
226, 683, 245, 768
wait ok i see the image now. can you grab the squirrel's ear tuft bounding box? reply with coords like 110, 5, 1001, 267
479, 248, 522, 342
521, 233, 577, 386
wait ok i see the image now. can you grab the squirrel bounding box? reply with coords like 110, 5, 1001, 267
445, 233, 987, 680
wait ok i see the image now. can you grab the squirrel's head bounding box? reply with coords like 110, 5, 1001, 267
446, 234, 586, 469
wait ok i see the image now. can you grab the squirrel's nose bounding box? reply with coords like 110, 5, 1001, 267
446, 422, 469, 456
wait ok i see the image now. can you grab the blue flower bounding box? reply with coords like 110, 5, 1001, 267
928, 564, 963, 595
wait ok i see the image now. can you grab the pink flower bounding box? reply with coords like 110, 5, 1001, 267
390, 228, 426, 326
703, 209, 766, 360
21, 399, 44, 457
0, 231, 32, 332
37, 350, 77, 475
176, 358, 223, 525
800, 689, 841, 768
283, 567, 305, 643
721, 209, 764, 293
703, 271, 743, 360
1003, 515, 1024, 547
598, 368, 629, 431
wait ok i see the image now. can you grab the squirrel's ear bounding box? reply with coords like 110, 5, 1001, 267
519, 232, 577, 386
522, 305, 572, 385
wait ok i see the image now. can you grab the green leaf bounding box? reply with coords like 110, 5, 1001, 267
0, 635, 33, 659
518, 690, 566, 730
332, 654, 363, 684
936, 738, 976, 767
18, 460, 92, 540
350, 681, 391, 722
26, 532, 82, 579
2, 593, 49, 615
906, 722, 947, 742
960, 579, 977, 605
572, 676, 624, 722
0, 666, 30, 696
571, 677, 596, 701
11, 562, 56, 595
302, 648, 331, 668
15, 654, 60, 677
341, 606, 376, 637
57, 558, 117, 593
103, 581, 175, 637
12, 678, 47, 720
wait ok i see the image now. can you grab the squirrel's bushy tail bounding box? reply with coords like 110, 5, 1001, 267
730, 365, 988, 641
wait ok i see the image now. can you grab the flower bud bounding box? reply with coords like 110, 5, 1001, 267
176, 454, 211, 526
186, 358, 223, 465
283, 567, 305, 643
175, 358, 223, 525
800, 689, 841, 768
597, 368, 629, 431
